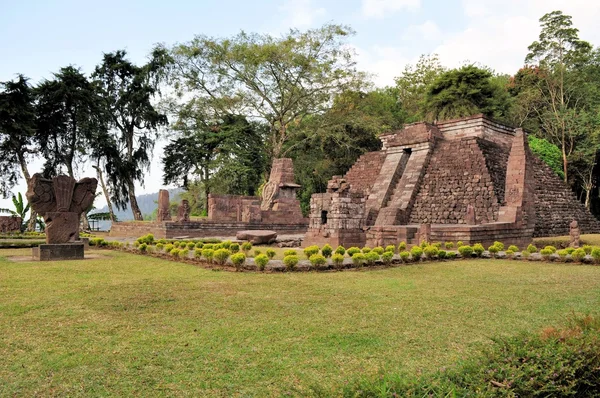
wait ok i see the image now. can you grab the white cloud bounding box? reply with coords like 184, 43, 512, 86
279, 0, 326, 28
361, 0, 421, 18
402, 20, 442, 41
353, 44, 417, 87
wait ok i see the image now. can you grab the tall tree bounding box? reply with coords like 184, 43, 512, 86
165, 24, 368, 160
0, 75, 37, 197
93, 49, 169, 220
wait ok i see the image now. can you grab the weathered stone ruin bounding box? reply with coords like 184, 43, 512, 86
304, 114, 600, 248
0, 216, 21, 233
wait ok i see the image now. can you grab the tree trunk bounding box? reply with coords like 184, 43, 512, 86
93, 165, 116, 222
562, 142, 568, 183
81, 213, 90, 231
18, 154, 38, 232
128, 179, 143, 221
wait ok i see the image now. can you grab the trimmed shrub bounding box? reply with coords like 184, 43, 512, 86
89, 238, 105, 246
230, 253, 246, 270
283, 249, 297, 257
382, 251, 394, 265
420, 241, 428, 249
557, 249, 569, 260
488, 245, 499, 257
410, 246, 423, 261
332, 253, 345, 269
156, 242, 164, 250
136, 233, 154, 245
508, 245, 519, 252
493, 241, 504, 251
457, 241, 464, 247
230, 243, 240, 253
194, 249, 202, 259
213, 244, 223, 250
164, 244, 174, 253
527, 244, 538, 253
202, 248, 214, 262
445, 242, 454, 250
283, 255, 299, 271
309, 254, 327, 269
458, 245, 474, 258
321, 244, 333, 258
180, 249, 190, 258
139, 243, 148, 253
221, 240, 232, 249
303, 245, 319, 259
351, 253, 366, 267
432, 242, 442, 249
437, 250, 447, 259
385, 245, 396, 253
365, 251, 380, 265
254, 254, 269, 271
186, 242, 195, 250
540, 248, 553, 260
195, 242, 204, 249
398, 242, 407, 251
572, 248, 586, 262
505, 249, 514, 258
347, 247, 361, 257
472, 243, 485, 257
170, 248, 180, 257
399, 251, 410, 262
253, 249, 262, 256
213, 249, 231, 265
423, 245, 439, 259
583, 245, 593, 255
446, 251, 457, 260
241, 242, 252, 253
172, 241, 180, 248
335, 246, 346, 256
544, 245, 557, 254
203, 243, 214, 250
362, 246, 372, 254
265, 248, 276, 259
157, 239, 167, 245
591, 247, 600, 264
372, 246, 385, 255
566, 247, 576, 255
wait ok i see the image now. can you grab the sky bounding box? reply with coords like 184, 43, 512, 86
2, 0, 600, 212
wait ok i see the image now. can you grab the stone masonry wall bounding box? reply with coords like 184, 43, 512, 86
478, 140, 509, 204
410, 137, 500, 224
343, 151, 386, 196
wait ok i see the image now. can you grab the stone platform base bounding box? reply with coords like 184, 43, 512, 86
32, 243, 84, 261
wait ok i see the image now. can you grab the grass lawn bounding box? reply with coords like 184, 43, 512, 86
2, 249, 600, 396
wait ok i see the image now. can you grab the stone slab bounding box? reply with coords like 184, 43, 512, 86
32, 243, 84, 261
236, 230, 278, 244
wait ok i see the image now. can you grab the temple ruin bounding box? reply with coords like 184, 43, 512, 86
304, 114, 600, 248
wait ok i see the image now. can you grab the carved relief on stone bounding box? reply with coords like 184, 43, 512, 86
177, 200, 190, 222
260, 181, 277, 211
26, 173, 98, 244
570, 220, 581, 248
0, 216, 21, 233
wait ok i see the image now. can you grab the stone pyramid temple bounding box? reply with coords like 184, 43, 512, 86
304, 114, 600, 248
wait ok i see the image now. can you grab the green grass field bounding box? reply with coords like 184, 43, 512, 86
2, 248, 600, 397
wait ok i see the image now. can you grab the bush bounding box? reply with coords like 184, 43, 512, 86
432, 242, 442, 249
213, 244, 223, 250
335, 246, 346, 256
213, 248, 231, 265
201, 248, 214, 262
309, 254, 327, 268
265, 248, 276, 259
221, 240, 232, 249
472, 243, 485, 257
156, 242, 164, 250
241, 242, 252, 253
203, 243, 214, 250
446, 251, 457, 260
488, 245, 499, 257
351, 253, 366, 267
253, 249, 262, 256
332, 253, 345, 269
527, 244, 538, 253
410, 246, 423, 261
283, 249, 297, 257
420, 241, 428, 249
540, 248, 553, 260
230, 243, 239, 253
566, 247, 576, 254
346, 247, 361, 257
591, 247, 600, 264
321, 244, 333, 258
399, 251, 410, 262
398, 242, 407, 251
172, 241, 180, 248
457, 241, 464, 247
195, 242, 204, 249
157, 239, 167, 244
493, 241, 504, 251
164, 244, 174, 253
458, 245, 474, 258
136, 233, 154, 245
382, 251, 394, 265
365, 251, 380, 265
583, 245, 593, 255
557, 249, 569, 260
362, 246, 372, 254
180, 248, 190, 258
372, 246, 385, 255
544, 245, 557, 254
423, 245, 439, 259
385, 245, 396, 253
254, 254, 269, 271
444, 242, 454, 250
184, 242, 194, 250
438, 250, 447, 259
89, 238, 105, 246
230, 253, 246, 270
283, 255, 299, 271
533, 237, 572, 249
194, 249, 202, 259
572, 248, 586, 262
508, 245, 519, 252
139, 243, 148, 253
170, 248, 180, 257
505, 249, 514, 258
303, 245, 319, 259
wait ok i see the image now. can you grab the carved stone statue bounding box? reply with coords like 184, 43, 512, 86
465, 204, 477, 225
177, 199, 190, 222
26, 173, 98, 244
570, 220, 581, 248
157, 189, 171, 221
260, 181, 277, 211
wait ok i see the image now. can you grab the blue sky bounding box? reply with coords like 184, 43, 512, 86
2, 0, 599, 210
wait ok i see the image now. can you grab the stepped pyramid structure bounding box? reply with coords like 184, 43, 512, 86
304, 114, 600, 248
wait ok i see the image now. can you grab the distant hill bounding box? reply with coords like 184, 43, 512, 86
92, 188, 183, 222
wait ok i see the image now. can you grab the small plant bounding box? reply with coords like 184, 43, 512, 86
445, 242, 454, 250
172, 241, 180, 248
432, 242, 442, 249
164, 244, 174, 253
332, 253, 345, 269
157, 239, 167, 245
458, 245, 474, 258
522, 250, 531, 258
180, 248, 190, 258
385, 245, 396, 253
508, 245, 519, 252
186, 242, 195, 250
230, 243, 240, 253
139, 243, 148, 253
213, 248, 231, 265
571, 248, 586, 262
254, 254, 269, 271
505, 249, 514, 258
283, 249, 297, 257
423, 245, 439, 259
382, 251, 394, 265
527, 244, 538, 253
544, 245, 557, 254
321, 244, 333, 258
457, 241, 464, 248
283, 255, 299, 271
202, 248, 214, 262
493, 241, 504, 251
266, 248, 276, 259
399, 251, 410, 262
446, 251, 457, 260
540, 248, 552, 260
156, 242, 164, 250
347, 247, 361, 257
420, 241, 428, 249
241, 242, 252, 253
410, 246, 423, 261
365, 251, 380, 265
438, 250, 447, 259
566, 247, 576, 255
309, 254, 327, 269
230, 253, 246, 270
398, 242, 407, 251
472, 243, 485, 257
352, 253, 366, 267
583, 245, 593, 255
136, 233, 154, 245
170, 248, 180, 257
203, 243, 215, 250
194, 249, 202, 259
195, 242, 204, 249
488, 245, 499, 258
362, 247, 372, 254
557, 249, 568, 260
132, 241, 140, 248
221, 240, 232, 249
335, 246, 346, 256
591, 247, 600, 264
89, 238, 105, 246
372, 246, 385, 255
254, 249, 262, 257
213, 244, 223, 250
303, 245, 320, 259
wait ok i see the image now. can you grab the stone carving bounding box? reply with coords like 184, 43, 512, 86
157, 189, 171, 221
326, 176, 351, 193
0, 216, 21, 233
570, 220, 580, 248
26, 173, 98, 244
260, 181, 277, 211
177, 199, 190, 222
418, 224, 431, 244
465, 204, 477, 225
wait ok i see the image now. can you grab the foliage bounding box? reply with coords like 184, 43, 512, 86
372, 246, 385, 255
230, 253, 246, 270
303, 245, 319, 259
544, 245, 557, 254
382, 251, 394, 265
508, 245, 519, 252
265, 248, 276, 259
335, 246, 346, 256
446, 251, 457, 260
309, 254, 327, 268
444, 242, 454, 250
365, 251, 380, 265
0, 193, 31, 232
321, 244, 333, 258
591, 247, 600, 264
332, 253, 345, 268
457, 241, 464, 248
254, 254, 269, 271
458, 245, 474, 258
572, 248, 586, 262
241, 242, 252, 253
410, 246, 423, 261
283, 249, 297, 257
213, 249, 231, 265
201, 248, 214, 262
229, 243, 239, 253
138, 243, 148, 253
385, 245, 396, 253
347, 247, 361, 257
351, 253, 365, 267
493, 241, 504, 251
488, 245, 499, 257
472, 243, 485, 257
527, 244, 538, 253
423, 245, 439, 259
528, 135, 565, 178
253, 249, 262, 256
438, 250, 447, 259
399, 251, 410, 262
398, 242, 407, 251
583, 245, 593, 255
283, 255, 299, 271
361, 247, 371, 254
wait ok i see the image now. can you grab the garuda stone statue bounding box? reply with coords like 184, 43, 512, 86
26, 174, 98, 244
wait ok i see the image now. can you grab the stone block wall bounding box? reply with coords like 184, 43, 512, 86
0, 216, 21, 233
208, 194, 260, 222
343, 151, 386, 196
380, 122, 441, 149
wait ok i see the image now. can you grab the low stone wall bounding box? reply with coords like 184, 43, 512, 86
110, 220, 308, 239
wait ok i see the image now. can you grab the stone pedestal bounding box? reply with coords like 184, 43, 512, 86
32, 243, 84, 261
